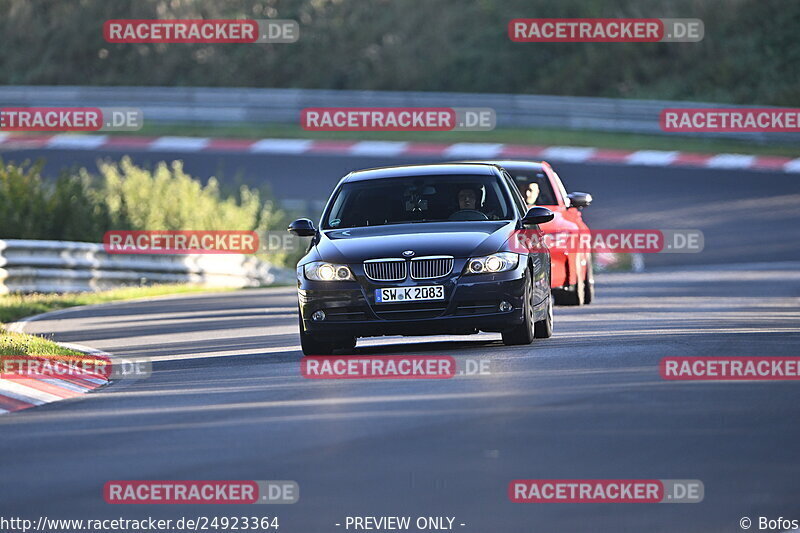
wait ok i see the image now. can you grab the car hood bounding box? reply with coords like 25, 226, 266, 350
309, 221, 516, 264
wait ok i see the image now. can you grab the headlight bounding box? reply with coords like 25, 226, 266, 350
304, 261, 354, 281
465, 252, 520, 274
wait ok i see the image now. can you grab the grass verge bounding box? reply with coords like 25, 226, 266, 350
118, 122, 800, 158
0, 285, 236, 356
0, 329, 85, 356
0, 284, 234, 325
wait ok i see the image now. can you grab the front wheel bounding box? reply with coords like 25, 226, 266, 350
502, 270, 535, 346
533, 294, 553, 338
583, 254, 594, 305
553, 255, 586, 306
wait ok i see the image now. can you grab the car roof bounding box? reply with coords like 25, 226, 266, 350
343, 163, 501, 182
461, 160, 546, 173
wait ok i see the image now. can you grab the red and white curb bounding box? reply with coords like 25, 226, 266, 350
1, 319, 112, 415
0, 133, 798, 173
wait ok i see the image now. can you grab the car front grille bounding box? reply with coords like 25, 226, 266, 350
364, 256, 454, 282
410, 256, 454, 280
364, 259, 407, 281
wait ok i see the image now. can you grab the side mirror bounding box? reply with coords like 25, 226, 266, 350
567, 192, 592, 208
288, 218, 317, 237
521, 206, 554, 226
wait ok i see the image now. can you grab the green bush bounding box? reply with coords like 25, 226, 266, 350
0, 160, 111, 240
0, 157, 287, 252
0, 160, 50, 239
94, 157, 281, 233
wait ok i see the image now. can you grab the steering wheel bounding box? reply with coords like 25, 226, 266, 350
449, 209, 489, 221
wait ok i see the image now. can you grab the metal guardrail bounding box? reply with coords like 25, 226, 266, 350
0, 86, 797, 143
0, 239, 293, 293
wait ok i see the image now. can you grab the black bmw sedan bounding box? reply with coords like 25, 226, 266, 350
288, 163, 555, 355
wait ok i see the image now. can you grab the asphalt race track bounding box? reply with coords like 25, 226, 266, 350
1, 146, 799, 532
3, 145, 800, 268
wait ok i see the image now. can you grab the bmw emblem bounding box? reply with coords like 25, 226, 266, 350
402, 250, 415, 258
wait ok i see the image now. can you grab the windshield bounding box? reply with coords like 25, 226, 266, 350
324, 174, 514, 229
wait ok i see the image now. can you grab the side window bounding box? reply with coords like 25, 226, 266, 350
502, 170, 527, 215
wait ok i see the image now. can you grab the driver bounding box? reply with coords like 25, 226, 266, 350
457, 188, 477, 210
454, 187, 500, 220
524, 182, 540, 205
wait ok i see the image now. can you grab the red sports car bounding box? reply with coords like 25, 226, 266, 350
479, 160, 594, 305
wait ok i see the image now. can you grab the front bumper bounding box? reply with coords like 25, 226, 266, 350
298, 259, 527, 338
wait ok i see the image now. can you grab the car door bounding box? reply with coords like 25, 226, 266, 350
501, 170, 550, 304
548, 167, 590, 286
550, 169, 588, 233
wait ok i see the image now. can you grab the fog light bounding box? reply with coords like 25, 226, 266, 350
312, 310, 326, 321
499, 301, 513, 312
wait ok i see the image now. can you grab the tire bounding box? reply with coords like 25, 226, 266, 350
553, 256, 585, 306
533, 294, 553, 338
336, 336, 357, 353
553, 280, 584, 306
298, 310, 356, 355
583, 255, 594, 305
502, 270, 535, 346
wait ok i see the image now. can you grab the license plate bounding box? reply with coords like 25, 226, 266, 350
375, 285, 444, 303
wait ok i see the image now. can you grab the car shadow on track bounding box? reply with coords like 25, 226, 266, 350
350, 335, 505, 355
